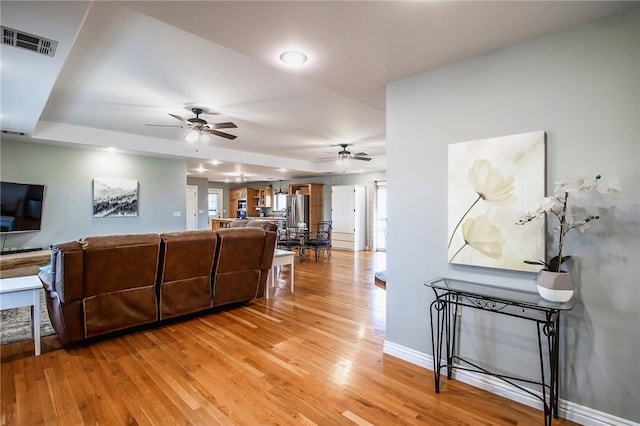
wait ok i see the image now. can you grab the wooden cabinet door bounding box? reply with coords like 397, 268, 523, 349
229, 189, 239, 218
246, 188, 258, 216
308, 184, 324, 232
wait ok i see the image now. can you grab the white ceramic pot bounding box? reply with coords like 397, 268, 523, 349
536, 270, 574, 303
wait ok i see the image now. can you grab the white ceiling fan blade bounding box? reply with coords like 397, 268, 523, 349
169, 113, 187, 123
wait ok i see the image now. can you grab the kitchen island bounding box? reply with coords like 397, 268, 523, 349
210, 217, 283, 231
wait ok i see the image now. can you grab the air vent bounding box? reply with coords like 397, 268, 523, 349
1, 129, 28, 137
2, 26, 57, 57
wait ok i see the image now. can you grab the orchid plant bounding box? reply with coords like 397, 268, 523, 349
516, 174, 621, 273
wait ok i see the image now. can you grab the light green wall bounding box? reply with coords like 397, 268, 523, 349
0, 138, 188, 249
387, 8, 639, 422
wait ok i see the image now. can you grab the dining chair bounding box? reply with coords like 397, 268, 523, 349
305, 221, 332, 262
277, 221, 301, 252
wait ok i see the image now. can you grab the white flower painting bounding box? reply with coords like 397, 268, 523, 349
448, 131, 545, 272
93, 178, 138, 217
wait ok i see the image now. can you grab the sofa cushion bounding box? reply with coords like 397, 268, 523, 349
229, 220, 248, 228
212, 228, 267, 306
246, 220, 278, 232
159, 231, 217, 319
81, 234, 160, 297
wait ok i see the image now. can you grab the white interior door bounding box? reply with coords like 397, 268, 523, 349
186, 185, 198, 230
331, 186, 354, 232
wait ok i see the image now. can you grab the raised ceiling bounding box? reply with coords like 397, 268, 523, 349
1, 1, 633, 182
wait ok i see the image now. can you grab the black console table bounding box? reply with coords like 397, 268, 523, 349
425, 277, 576, 426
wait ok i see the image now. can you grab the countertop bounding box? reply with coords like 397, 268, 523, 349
211, 217, 284, 221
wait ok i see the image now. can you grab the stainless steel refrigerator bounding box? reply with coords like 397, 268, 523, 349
286, 194, 310, 228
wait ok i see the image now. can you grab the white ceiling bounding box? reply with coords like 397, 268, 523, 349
1, 1, 634, 182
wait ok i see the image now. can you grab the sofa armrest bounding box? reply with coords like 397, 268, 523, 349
261, 231, 277, 270
51, 241, 84, 303
38, 268, 53, 292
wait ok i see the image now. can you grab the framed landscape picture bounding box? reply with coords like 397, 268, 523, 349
92, 178, 138, 217
447, 131, 545, 272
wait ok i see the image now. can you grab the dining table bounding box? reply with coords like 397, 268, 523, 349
289, 227, 311, 262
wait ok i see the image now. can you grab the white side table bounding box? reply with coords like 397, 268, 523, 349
0, 275, 42, 355
267, 249, 295, 299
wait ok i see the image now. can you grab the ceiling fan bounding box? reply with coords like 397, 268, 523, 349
146, 107, 238, 140
317, 144, 372, 162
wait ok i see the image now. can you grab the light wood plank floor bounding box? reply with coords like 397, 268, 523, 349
1, 250, 577, 425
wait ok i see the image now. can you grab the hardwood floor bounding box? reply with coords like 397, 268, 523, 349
1, 250, 577, 425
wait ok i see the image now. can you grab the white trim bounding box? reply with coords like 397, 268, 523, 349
382, 340, 638, 426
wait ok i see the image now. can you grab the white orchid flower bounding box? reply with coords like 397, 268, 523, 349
536, 197, 557, 214
553, 181, 569, 197
578, 177, 598, 192
461, 215, 505, 259
566, 177, 598, 198
597, 176, 622, 193
468, 159, 516, 202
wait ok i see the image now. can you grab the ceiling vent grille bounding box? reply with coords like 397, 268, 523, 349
1, 129, 28, 137
2, 26, 57, 57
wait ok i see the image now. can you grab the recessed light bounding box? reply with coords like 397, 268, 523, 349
195, 164, 207, 173
279, 168, 287, 173
106, 147, 118, 154
279, 50, 308, 65
210, 160, 221, 165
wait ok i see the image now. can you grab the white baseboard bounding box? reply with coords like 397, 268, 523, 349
382, 340, 638, 426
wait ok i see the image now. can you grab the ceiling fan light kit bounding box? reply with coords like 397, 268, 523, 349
185, 130, 200, 143
147, 107, 238, 141
316, 143, 372, 166
185, 129, 211, 144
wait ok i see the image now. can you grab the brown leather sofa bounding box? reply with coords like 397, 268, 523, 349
39, 227, 276, 346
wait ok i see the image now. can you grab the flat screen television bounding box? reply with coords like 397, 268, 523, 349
0, 181, 45, 233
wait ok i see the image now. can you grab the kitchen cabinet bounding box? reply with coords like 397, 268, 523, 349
230, 187, 248, 218
331, 185, 366, 251
257, 187, 272, 208
246, 188, 258, 216
289, 183, 324, 233
228, 187, 274, 218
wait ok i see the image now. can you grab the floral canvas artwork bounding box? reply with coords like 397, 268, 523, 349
448, 131, 545, 272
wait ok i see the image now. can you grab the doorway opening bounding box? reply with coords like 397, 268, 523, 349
374, 180, 387, 252
208, 188, 223, 218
